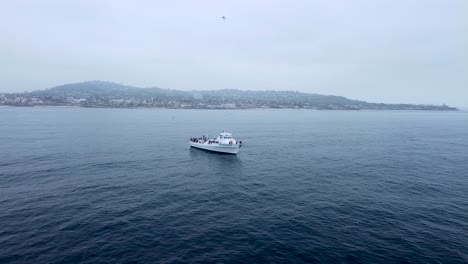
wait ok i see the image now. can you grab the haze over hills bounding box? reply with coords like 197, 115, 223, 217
0, 81, 458, 110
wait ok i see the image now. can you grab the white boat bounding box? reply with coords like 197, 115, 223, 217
189, 131, 242, 155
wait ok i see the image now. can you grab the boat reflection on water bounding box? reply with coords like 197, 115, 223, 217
189, 147, 243, 177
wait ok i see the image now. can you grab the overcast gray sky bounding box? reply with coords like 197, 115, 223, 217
1, 0, 467, 106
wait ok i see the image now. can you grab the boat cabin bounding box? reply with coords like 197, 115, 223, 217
219, 132, 233, 139
217, 131, 236, 145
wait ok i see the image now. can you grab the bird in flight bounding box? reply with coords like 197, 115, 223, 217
221, 16, 226, 20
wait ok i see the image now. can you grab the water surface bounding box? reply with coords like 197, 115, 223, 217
1, 107, 467, 263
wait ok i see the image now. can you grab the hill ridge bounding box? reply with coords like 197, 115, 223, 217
0, 80, 457, 111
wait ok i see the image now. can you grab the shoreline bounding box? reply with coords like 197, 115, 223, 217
0, 104, 461, 112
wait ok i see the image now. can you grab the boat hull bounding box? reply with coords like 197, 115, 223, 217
189, 142, 240, 155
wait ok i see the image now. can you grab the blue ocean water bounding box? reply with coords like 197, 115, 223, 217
0, 107, 467, 263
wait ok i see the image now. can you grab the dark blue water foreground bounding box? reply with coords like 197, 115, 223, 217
1, 107, 467, 263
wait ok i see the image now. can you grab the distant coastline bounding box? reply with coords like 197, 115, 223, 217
0, 81, 458, 111
0, 105, 462, 112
